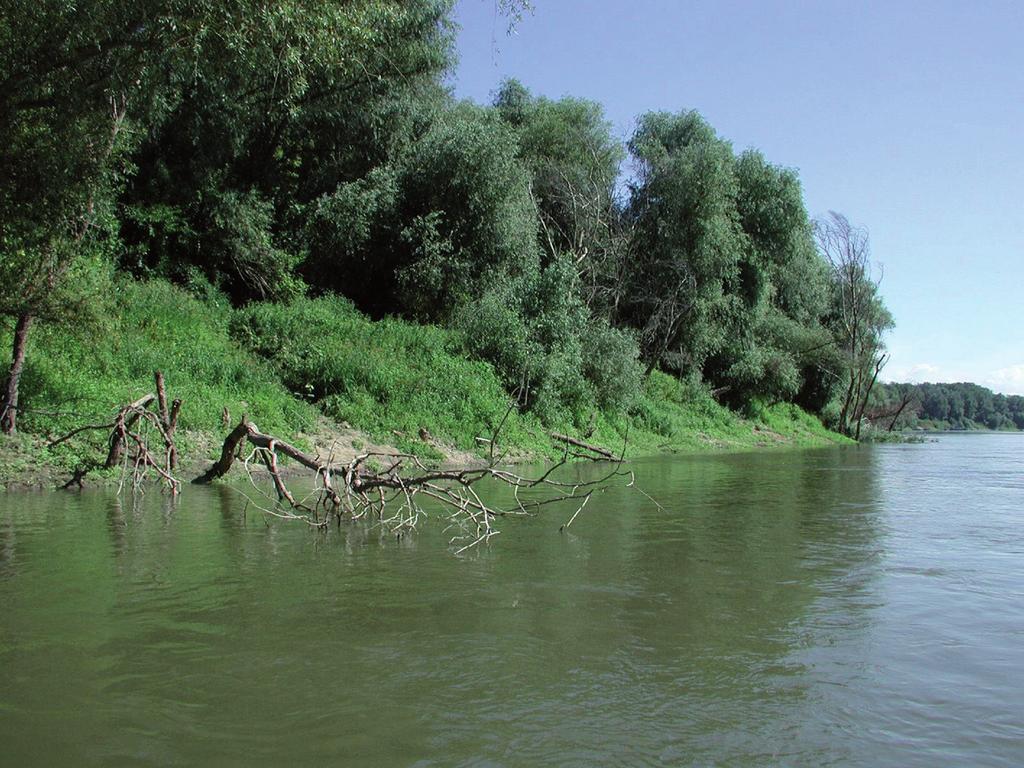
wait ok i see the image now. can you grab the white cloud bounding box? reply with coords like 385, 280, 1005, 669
904, 363, 941, 382
885, 362, 941, 383
883, 361, 1024, 394
987, 364, 1024, 396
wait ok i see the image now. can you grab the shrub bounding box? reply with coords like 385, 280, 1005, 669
581, 320, 642, 412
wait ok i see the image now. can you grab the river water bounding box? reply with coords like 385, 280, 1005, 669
1, 434, 1022, 766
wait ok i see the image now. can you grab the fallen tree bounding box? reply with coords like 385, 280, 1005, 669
49, 371, 181, 493
48, 379, 632, 551
194, 417, 631, 552
550, 431, 615, 460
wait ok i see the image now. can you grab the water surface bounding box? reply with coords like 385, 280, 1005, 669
1, 434, 1022, 766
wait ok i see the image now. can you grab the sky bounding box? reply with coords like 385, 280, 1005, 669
450, 0, 1024, 394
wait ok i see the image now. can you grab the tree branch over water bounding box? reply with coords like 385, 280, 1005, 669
194, 417, 633, 552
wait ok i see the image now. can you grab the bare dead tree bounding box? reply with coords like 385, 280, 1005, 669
154, 371, 181, 469
885, 390, 918, 432
866, 389, 920, 433
814, 212, 893, 440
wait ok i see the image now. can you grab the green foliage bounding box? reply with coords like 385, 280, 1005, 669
1, 280, 847, 485
1, 0, 878, 456
119, 0, 455, 303
624, 111, 745, 375
202, 190, 305, 302
703, 151, 832, 406
305, 105, 539, 321
733, 151, 828, 322
621, 114, 841, 416
454, 255, 643, 425
870, 381, 1024, 431
230, 296, 543, 454
494, 79, 624, 274
621, 371, 848, 453
814, 212, 894, 437
581, 320, 643, 412
0, 277, 315, 468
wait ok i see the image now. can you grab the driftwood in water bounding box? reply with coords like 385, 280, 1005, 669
550, 432, 615, 460
50, 371, 182, 494
194, 418, 633, 551
193, 418, 330, 486
104, 393, 156, 468
154, 370, 182, 468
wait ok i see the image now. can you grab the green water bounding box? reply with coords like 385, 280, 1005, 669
2, 434, 1023, 766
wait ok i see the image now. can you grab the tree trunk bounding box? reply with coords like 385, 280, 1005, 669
550, 432, 615, 460
1, 312, 33, 435
853, 353, 887, 442
887, 394, 914, 432
643, 313, 687, 379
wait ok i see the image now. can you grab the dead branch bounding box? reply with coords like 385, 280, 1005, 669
48, 373, 182, 494
886, 392, 916, 432
153, 371, 182, 468
105, 394, 156, 468
155, 371, 170, 428
550, 432, 615, 460
193, 418, 250, 484
194, 418, 634, 550
166, 398, 181, 468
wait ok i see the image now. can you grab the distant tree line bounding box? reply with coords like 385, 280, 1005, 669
1, 0, 891, 438
870, 382, 1024, 431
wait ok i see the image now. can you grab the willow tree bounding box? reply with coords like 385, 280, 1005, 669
623, 111, 744, 378
814, 212, 893, 439
0, 0, 151, 433
703, 150, 832, 406
120, 0, 455, 303
305, 104, 539, 322
493, 79, 626, 312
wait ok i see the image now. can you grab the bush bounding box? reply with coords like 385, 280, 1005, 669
453, 256, 634, 427
581, 320, 642, 411
302, 107, 540, 322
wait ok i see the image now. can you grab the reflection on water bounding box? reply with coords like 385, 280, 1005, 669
1, 435, 1022, 766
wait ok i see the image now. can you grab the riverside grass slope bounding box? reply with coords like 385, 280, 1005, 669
0, 278, 849, 490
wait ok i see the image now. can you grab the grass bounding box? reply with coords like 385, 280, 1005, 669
2, 278, 317, 480
231, 296, 552, 458
1, 278, 848, 488
580, 372, 851, 457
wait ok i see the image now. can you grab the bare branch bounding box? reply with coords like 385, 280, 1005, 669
194, 418, 633, 551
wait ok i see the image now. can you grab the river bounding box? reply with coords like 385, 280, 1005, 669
1, 433, 1022, 766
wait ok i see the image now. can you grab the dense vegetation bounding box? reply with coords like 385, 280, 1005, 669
870, 382, 1024, 432
2, 0, 891, 473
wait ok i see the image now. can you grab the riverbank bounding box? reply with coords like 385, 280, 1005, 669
0, 277, 849, 491
0, 402, 848, 492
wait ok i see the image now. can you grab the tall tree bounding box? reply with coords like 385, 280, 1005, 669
814, 211, 893, 439
1, 0, 456, 432
120, 0, 454, 302
703, 150, 832, 406
0, 0, 166, 433
306, 104, 539, 321
623, 111, 744, 377
493, 79, 626, 312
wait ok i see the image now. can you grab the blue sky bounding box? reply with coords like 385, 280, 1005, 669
450, 0, 1024, 394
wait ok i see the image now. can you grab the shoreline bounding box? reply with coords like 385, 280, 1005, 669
0, 413, 851, 494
